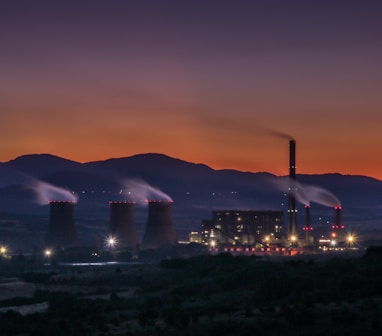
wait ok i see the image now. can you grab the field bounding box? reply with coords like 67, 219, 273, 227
0, 248, 382, 335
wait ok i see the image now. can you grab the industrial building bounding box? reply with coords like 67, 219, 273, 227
200, 210, 283, 247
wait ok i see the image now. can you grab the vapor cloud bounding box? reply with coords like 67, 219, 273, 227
272, 177, 340, 207
121, 178, 172, 205
29, 179, 78, 205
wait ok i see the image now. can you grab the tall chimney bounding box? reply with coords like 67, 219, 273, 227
45, 201, 79, 248
303, 205, 314, 245
305, 205, 311, 228
288, 139, 298, 237
142, 201, 177, 249
331, 205, 344, 242
335, 205, 342, 227
109, 201, 139, 248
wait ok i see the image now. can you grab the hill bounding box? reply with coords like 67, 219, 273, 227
0, 153, 382, 249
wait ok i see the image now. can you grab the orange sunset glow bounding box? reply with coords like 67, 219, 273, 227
1, 1, 382, 180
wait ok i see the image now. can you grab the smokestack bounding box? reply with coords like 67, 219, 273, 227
142, 201, 177, 249
331, 205, 345, 242
288, 139, 298, 237
305, 205, 311, 229
108, 201, 139, 248
303, 205, 314, 246
45, 201, 79, 248
335, 205, 342, 227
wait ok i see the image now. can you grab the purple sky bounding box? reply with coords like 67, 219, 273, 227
1, 1, 382, 179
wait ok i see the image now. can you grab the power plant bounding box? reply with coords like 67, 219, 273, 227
45, 201, 79, 248
142, 201, 177, 249
108, 201, 139, 248
200, 210, 283, 246
6, 135, 351, 256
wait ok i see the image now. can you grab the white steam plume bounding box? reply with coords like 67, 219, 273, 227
121, 178, 172, 205
29, 179, 78, 205
271, 177, 310, 206
303, 185, 341, 207
271, 177, 340, 207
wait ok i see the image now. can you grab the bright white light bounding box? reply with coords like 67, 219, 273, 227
108, 237, 116, 247
45, 249, 52, 257
105, 235, 118, 249
0, 246, 7, 254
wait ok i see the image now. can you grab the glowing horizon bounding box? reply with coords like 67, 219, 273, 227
1, 1, 381, 180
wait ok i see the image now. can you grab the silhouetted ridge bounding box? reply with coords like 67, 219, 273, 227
6, 154, 81, 178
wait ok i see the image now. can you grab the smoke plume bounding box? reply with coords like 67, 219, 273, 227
121, 178, 172, 205
303, 185, 341, 207
29, 179, 78, 205
271, 177, 340, 207
261, 128, 294, 141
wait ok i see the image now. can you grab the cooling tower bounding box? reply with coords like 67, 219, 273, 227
288, 139, 298, 237
45, 201, 79, 248
109, 201, 139, 248
142, 201, 177, 249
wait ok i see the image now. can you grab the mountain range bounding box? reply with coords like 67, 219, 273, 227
1, 153, 382, 250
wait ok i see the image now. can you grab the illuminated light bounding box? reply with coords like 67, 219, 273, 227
347, 235, 355, 244
332, 233, 336, 237
105, 234, 119, 249
210, 240, 216, 248
0, 246, 7, 255
44, 249, 52, 257
341, 225, 345, 229
290, 235, 297, 242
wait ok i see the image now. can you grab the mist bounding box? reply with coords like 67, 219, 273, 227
28, 179, 78, 205
271, 177, 340, 207
120, 178, 172, 205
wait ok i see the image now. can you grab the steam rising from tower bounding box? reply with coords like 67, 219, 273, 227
45, 201, 79, 248
30, 179, 77, 205
142, 201, 177, 249
288, 140, 298, 236
108, 201, 139, 248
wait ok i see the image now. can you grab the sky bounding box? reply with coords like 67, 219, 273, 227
1, 0, 382, 179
